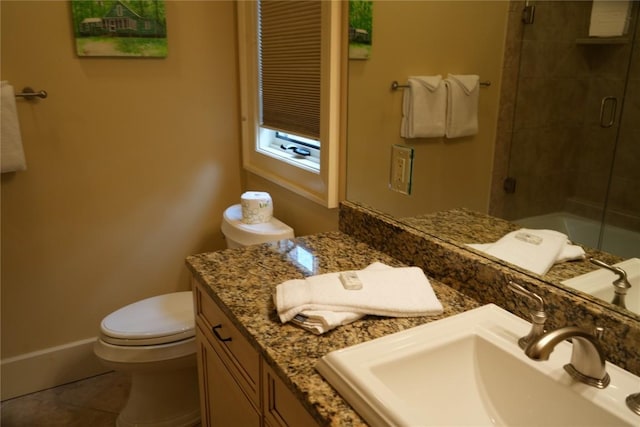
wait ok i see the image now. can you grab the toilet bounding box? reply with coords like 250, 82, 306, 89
94, 204, 294, 427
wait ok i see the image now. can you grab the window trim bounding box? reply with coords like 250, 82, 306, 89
237, 0, 343, 208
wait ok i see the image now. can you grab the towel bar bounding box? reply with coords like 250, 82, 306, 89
15, 87, 48, 100
391, 80, 491, 90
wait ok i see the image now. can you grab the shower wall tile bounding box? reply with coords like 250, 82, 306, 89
514, 77, 589, 129
494, 0, 639, 231
522, 1, 590, 42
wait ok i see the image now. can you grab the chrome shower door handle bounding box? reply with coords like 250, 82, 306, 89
600, 96, 617, 128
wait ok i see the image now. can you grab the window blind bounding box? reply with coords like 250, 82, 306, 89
259, 0, 321, 139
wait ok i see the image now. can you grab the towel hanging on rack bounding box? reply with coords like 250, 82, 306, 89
1, 81, 27, 173
444, 74, 480, 138
400, 75, 447, 138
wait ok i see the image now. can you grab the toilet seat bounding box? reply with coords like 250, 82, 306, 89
100, 291, 195, 346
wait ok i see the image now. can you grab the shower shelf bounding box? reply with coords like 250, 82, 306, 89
576, 37, 630, 45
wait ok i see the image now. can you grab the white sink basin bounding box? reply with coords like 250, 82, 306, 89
316, 304, 639, 426
562, 258, 640, 315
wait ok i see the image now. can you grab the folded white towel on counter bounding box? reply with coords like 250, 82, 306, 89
401, 75, 446, 138
467, 229, 586, 275
275, 263, 443, 324
1, 81, 27, 173
444, 74, 479, 138
289, 262, 390, 334
291, 310, 364, 335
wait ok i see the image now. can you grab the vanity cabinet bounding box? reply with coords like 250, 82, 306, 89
193, 279, 318, 427
263, 363, 317, 427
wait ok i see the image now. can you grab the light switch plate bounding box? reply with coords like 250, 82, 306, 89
389, 145, 413, 195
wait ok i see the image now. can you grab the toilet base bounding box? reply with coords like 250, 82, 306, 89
117, 361, 200, 427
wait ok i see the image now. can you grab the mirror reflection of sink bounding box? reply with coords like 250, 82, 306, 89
316, 304, 639, 427
562, 258, 639, 315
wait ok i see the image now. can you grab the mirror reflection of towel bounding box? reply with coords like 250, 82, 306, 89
589, 0, 631, 37
467, 229, 586, 276
1, 81, 27, 173
401, 75, 446, 138
444, 74, 479, 138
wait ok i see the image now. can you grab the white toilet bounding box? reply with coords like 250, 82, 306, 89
94, 204, 294, 427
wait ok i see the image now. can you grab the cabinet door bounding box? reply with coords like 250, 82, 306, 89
263, 363, 318, 427
197, 330, 261, 427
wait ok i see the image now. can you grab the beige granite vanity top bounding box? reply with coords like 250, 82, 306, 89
186, 231, 481, 426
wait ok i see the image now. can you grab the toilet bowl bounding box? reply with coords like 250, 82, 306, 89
94, 204, 294, 426
94, 291, 199, 427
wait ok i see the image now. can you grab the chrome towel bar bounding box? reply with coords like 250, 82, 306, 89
15, 87, 48, 100
391, 80, 491, 90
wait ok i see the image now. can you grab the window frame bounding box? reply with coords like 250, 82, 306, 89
237, 0, 344, 208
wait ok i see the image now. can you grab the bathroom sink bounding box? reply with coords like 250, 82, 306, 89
562, 258, 640, 315
316, 304, 639, 427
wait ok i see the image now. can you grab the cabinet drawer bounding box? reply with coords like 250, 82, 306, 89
194, 280, 260, 406
263, 363, 318, 427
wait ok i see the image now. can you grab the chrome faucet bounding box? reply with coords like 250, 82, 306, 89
525, 326, 610, 389
589, 258, 631, 309
508, 281, 547, 349
627, 392, 640, 415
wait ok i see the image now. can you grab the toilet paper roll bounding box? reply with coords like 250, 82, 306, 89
241, 191, 273, 224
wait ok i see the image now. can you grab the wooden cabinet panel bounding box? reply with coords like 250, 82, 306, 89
194, 278, 318, 427
194, 280, 261, 407
197, 326, 261, 427
263, 364, 318, 427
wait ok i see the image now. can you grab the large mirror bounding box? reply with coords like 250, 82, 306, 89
346, 1, 639, 320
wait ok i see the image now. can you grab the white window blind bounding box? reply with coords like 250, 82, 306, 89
259, 0, 321, 139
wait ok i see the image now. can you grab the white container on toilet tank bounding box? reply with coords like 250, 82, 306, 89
240, 191, 273, 224
222, 204, 294, 248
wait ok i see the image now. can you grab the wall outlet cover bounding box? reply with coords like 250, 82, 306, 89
389, 145, 413, 195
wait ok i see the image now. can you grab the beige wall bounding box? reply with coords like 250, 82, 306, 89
346, 1, 509, 218
0, 0, 337, 398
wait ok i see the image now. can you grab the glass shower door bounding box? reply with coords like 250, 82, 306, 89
504, 1, 638, 258
600, 15, 640, 258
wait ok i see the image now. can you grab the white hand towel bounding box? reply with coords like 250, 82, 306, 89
589, 0, 631, 37
444, 74, 479, 138
467, 228, 579, 275
1, 81, 27, 173
275, 266, 443, 323
289, 262, 392, 334
468, 238, 586, 266
401, 75, 446, 138
291, 310, 364, 335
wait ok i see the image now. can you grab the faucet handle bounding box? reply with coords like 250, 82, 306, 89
589, 258, 631, 308
508, 281, 548, 349
593, 326, 605, 341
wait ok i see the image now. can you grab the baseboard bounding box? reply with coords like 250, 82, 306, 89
1, 337, 111, 400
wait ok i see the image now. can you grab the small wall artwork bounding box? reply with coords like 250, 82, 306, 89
71, 0, 168, 57
349, 0, 373, 60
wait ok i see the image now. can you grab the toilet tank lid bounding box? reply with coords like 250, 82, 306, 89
100, 291, 194, 341
221, 204, 294, 245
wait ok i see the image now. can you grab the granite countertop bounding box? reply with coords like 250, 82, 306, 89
186, 231, 481, 426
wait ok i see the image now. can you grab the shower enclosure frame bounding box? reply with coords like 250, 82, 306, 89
491, 0, 639, 258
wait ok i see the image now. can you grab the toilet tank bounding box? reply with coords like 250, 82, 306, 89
221, 204, 294, 248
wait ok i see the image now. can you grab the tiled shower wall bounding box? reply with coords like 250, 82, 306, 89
491, 1, 640, 232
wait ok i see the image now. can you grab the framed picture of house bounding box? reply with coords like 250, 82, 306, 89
349, 0, 372, 60
71, 0, 168, 57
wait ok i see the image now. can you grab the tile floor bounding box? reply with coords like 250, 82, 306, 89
1, 371, 130, 427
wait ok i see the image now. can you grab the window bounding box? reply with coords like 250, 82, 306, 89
237, 0, 344, 208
